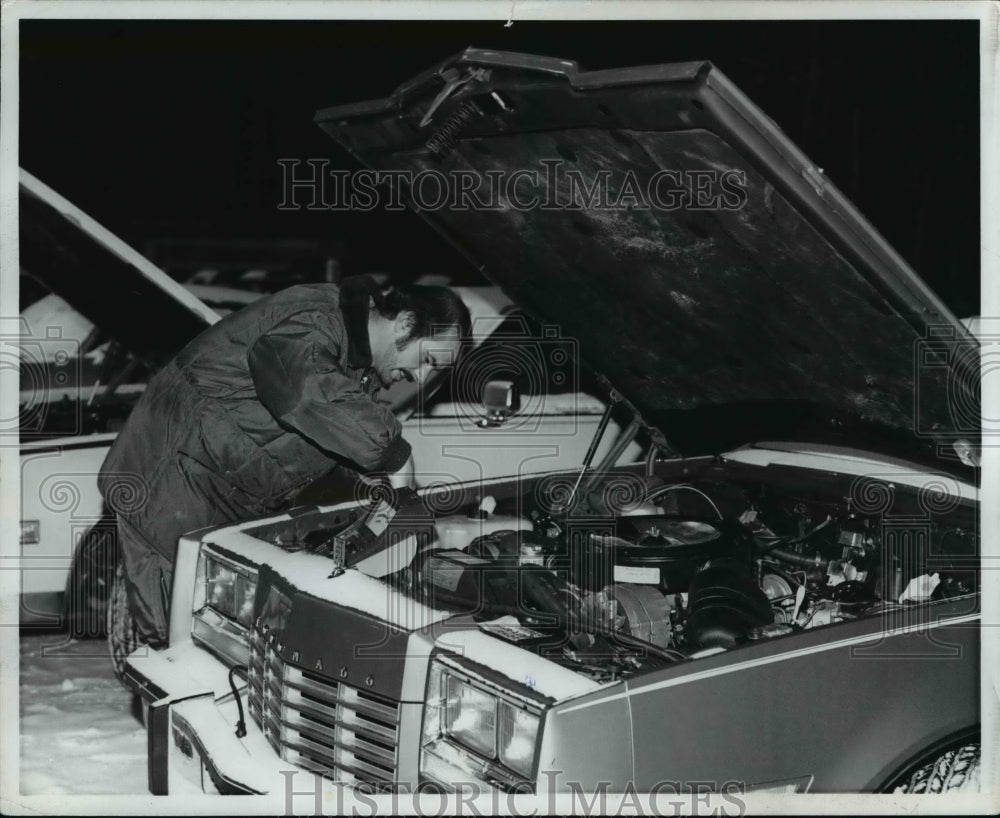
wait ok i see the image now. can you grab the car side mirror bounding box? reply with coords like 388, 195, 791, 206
478, 380, 520, 427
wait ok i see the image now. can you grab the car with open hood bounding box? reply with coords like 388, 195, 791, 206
118, 50, 982, 798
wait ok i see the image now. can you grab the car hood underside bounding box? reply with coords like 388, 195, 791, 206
315, 49, 979, 459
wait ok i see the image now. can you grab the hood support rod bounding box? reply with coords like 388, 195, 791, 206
588, 417, 642, 488
565, 390, 621, 510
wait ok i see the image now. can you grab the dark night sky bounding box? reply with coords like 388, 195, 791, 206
19, 19, 981, 317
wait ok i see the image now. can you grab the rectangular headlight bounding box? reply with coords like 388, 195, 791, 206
421, 659, 542, 790
193, 549, 257, 627
191, 548, 258, 665
497, 701, 540, 778
446, 675, 497, 757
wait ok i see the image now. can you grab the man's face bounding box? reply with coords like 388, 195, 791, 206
371, 317, 461, 389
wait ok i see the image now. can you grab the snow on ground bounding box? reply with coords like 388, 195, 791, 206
19, 633, 146, 795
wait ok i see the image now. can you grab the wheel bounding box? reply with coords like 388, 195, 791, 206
65, 520, 118, 638
107, 557, 143, 685
891, 741, 981, 793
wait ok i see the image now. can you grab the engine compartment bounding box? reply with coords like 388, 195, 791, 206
247, 460, 979, 684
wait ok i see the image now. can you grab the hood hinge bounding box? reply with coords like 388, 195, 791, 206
420, 66, 491, 127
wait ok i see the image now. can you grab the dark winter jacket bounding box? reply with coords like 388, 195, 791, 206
98, 276, 411, 642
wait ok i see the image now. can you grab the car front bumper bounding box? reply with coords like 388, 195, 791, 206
126, 642, 309, 795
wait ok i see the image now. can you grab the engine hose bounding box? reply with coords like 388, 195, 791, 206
645, 445, 657, 478
764, 546, 825, 568
643, 484, 725, 520
755, 516, 832, 552
590, 624, 688, 663
520, 570, 575, 616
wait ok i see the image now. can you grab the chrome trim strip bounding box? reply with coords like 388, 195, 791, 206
560, 611, 981, 714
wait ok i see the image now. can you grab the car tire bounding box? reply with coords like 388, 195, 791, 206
107, 558, 142, 684
65, 520, 118, 639
892, 742, 981, 793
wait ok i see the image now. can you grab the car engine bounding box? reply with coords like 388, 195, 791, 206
258, 471, 978, 684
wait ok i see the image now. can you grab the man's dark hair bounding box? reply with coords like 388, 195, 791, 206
374, 282, 472, 347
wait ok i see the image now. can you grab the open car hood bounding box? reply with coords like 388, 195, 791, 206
19, 169, 219, 366
315, 50, 979, 460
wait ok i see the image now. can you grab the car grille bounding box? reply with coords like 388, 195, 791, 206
247, 629, 400, 786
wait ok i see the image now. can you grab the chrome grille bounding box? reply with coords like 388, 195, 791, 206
248, 629, 400, 785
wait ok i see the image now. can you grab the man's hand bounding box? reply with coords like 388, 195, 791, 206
356, 472, 382, 488
357, 455, 415, 491
388, 455, 415, 490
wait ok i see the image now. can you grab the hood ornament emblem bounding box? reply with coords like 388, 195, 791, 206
328, 539, 346, 578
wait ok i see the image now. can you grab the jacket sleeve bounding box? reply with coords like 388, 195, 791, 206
246, 311, 411, 474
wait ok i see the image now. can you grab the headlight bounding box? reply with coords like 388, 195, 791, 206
421, 660, 542, 791
446, 675, 497, 757
497, 700, 541, 777
193, 550, 257, 626
191, 547, 258, 665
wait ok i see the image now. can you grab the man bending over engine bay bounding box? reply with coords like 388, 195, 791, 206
98, 274, 470, 679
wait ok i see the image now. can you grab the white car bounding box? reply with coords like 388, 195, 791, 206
17, 169, 633, 636
18, 170, 262, 634
118, 49, 982, 798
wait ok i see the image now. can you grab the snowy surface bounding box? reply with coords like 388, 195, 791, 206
18, 634, 146, 795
